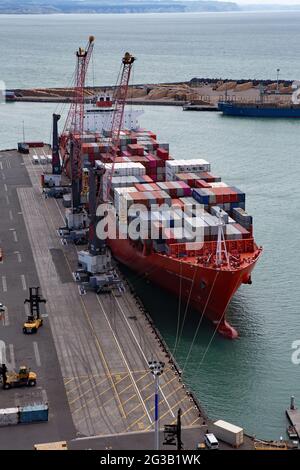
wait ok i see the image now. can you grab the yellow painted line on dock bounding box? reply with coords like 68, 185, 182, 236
145, 397, 186, 431
160, 375, 178, 389
188, 416, 202, 427
126, 400, 145, 418
122, 393, 139, 407
125, 411, 149, 432
69, 376, 111, 405
67, 376, 102, 396
173, 405, 195, 422
72, 373, 129, 415
64, 378, 74, 386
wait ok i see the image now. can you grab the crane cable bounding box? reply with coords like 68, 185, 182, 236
183, 272, 241, 377
172, 260, 183, 355
182, 270, 219, 374
173, 263, 198, 356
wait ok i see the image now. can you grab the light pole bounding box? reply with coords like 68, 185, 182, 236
149, 360, 165, 450
276, 68, 280, 94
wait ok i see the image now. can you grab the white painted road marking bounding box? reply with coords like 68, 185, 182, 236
4, 183, 7, 192
2, 275, 7, 292
21, 274, 27, 290
0, 161, 2, 170
9, 210, 13, 221
13, 231, 18, 242
33, 342, 41, 367
5, 195, 9, 205
15, 252, 22, 263
24, 303, 30, 315
9, 344, 15, 369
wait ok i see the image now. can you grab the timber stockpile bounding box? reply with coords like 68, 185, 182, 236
10, 78, 294, 105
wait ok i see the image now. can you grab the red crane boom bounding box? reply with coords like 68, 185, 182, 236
104, 52, 135, 201
60, 36, 95, 177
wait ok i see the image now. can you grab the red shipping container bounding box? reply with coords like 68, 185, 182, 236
127, 144, 144, 156
195, 179, 211, 189
157, 148, 169, 160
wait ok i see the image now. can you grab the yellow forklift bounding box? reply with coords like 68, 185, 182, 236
23, 287, 46, 334
0, 364, 37, 389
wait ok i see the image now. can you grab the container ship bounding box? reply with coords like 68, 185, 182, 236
218, 100, 300, 118
79, 95, 262, 339
218, 81, 300, 118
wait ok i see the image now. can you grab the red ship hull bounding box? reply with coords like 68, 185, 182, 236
108, 237, 262, 339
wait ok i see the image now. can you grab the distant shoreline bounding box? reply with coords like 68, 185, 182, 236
1, 8, 300, 16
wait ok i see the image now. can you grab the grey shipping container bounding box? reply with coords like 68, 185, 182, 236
0, 407, 19, 426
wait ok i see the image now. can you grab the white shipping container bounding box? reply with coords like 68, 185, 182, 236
102, 162, 146, 177
209, 182, 228, 188
201, 213, 219, 236
0, 408, 19, 426
211, 420, 244, 447
111, 176, 139, 190
166, 159, 211, 177
114, 187, 137, 214
185, 216, 209, 237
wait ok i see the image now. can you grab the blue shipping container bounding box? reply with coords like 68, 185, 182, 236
19, 404, 48, 424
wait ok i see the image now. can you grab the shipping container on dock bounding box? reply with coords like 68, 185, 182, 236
19, 404, 49, 424
211, 420, 244, 448
0, 408, 19, 427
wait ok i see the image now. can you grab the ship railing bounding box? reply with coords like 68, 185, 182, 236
168, 238, 255, 259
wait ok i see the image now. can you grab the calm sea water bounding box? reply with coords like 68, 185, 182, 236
1, 12, 300, 440
1, 11, 300, 88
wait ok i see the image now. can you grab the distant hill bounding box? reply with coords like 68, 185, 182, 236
0, 0, 240, 14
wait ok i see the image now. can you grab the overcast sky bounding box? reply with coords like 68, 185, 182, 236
236, 0, 300, 4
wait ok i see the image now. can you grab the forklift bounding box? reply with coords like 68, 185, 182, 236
23, 287, 47, 334
0, 364, 37, 390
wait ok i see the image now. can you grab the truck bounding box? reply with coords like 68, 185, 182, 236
211, 419, 244, 448
1, 365, 37, 390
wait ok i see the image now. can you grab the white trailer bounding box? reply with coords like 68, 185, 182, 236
211, 420, 244, 448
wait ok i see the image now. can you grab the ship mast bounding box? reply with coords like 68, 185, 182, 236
216, 210, 229, 266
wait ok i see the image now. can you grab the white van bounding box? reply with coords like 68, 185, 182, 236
204, 433, 219, 450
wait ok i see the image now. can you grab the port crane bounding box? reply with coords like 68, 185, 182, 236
76, 52, 135, 293
59, 36, 95, 243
